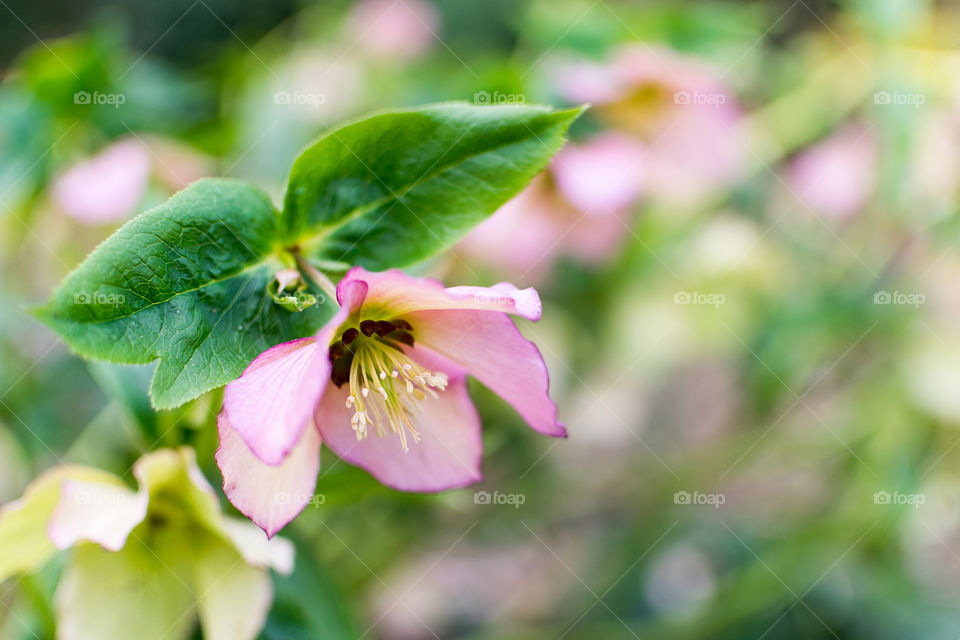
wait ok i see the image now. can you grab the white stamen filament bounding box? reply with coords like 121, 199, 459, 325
342, 337, 448, 451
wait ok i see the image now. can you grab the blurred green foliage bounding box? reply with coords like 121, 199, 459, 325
5, 0, 960, 638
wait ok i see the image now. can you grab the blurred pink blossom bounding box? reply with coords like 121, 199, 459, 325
552, 132, 645, 215
347, 0, 439, 61
277, 49, 366, 122
51, 139, 151, 224
371, 541, 580, 638
146, 135, 214, 190
555, 44, 746, 207
459, 177, 565, 281
51, 136, 212, 225
557, 44, 721, 106
787, 124, 877, 221
460, 132, 645, 280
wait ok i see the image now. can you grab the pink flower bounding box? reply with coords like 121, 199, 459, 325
347, 0, 439, 62
51, 138, 151, 224
786, 124, 876, 221
217, 268, 564, 536
459, 178, 565, 281
459, 132, 645, 281
50, 135, 213, 225
554, 44, 746, 206
551, 132, 646, 216
145, 135, 214, 191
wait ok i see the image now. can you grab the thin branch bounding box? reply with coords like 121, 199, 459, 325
292, 250, 339, 303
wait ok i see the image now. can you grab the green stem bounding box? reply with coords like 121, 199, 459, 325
292, 250, 339, 303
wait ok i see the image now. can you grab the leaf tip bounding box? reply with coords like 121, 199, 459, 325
25, 302, 59, 332
553, 103, 590, 126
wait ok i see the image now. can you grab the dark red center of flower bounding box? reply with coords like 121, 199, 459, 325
329, 317, 416, 387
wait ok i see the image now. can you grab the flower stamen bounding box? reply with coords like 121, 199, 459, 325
333, 319, 447, 451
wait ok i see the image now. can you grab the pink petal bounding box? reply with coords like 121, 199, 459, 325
315, 349, 483, 492
644, 103, 745, 205
224, 300, 352, 465
52, 138, 151, 224
145, 135, 214, 190
410, 309, 566, 438
457, 179, 565, 282
222, 337, 327, 465
216, 412, 321, 538
337, 267, 542, 321
555, 44, 746, 208
335, 278, 370, 314
551, 133, 646, 214
787, 125, 876, 221
611, 44, 723, 95
562, 206, 631, 263
553, 58, 624, 104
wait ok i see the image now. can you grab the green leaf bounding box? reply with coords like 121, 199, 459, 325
283, 102, 585, 269
35, 178, 334, 410
262, 544, 359, 640
37, 105, 582, 410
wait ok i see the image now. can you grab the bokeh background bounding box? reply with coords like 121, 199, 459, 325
3, 0, 960, 637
